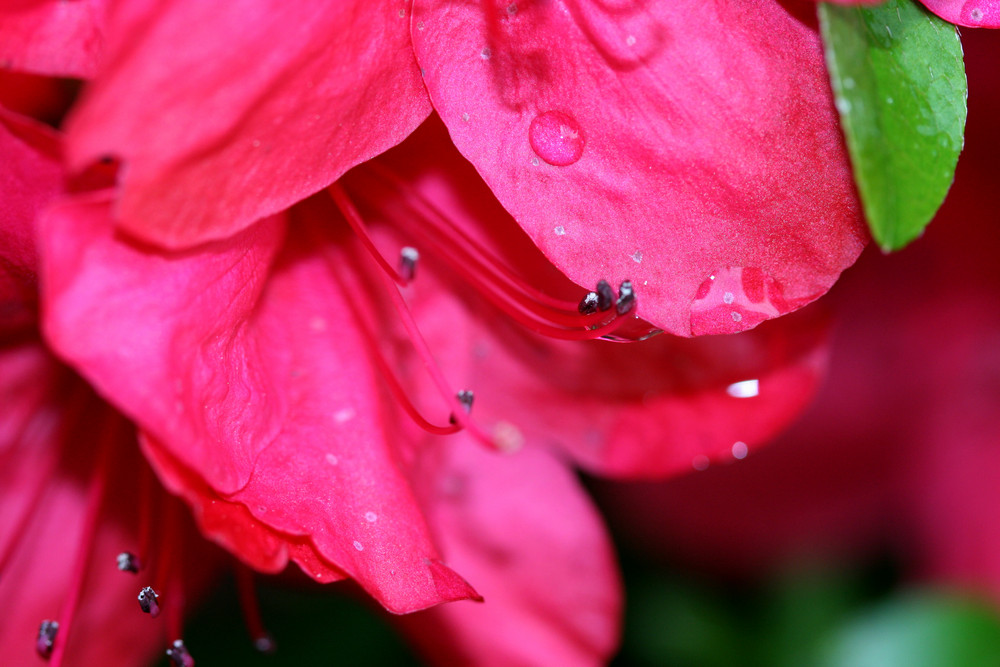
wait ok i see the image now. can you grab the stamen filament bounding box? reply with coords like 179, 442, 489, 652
236, 564, 276, 653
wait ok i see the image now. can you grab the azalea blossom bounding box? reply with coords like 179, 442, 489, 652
1, 0, 894, 665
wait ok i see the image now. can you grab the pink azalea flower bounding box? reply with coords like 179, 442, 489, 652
3, 0, 874, 663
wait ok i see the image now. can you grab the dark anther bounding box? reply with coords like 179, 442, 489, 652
254, 634, 277, 654
166, 639, 195, 667
456, 390, 474, 414
36, 620, 59, 658
138, 586, 160, 617
578, 291, 599, 315
117, 551, 141, 573
449, 390, 475, 424
399, 246, 420, 283
615, 280, 635, 315
596, 280, 614, 311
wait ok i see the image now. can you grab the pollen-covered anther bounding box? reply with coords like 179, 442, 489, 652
399, 246, 419, 283
596, 280, 614, 311
578, 291, 599, 315
138, 586, 160, 616
615, 280, 636, 315
36, 619, 59, 658
116, 551, 141, 573
165, 639, 195, 667
254, 634, 277, 654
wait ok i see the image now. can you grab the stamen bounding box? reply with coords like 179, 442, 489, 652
596, 280, 614, 311
36, 620, 58, 659
345, 166, 631, 340
399, 246, 420, 284
138, 586, 160, 616
329, 182, 409, 287
46, 414, 119, 667
331, 174, 618, 340
117, 552, 141, 574
615, 280, 636, 315
165, 639, 195, 667
578, 291, 599, 315
236, 565, 277, 655
449, 390, 475, 425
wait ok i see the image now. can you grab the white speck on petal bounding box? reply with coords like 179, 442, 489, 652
334, 407, 356, 423
461, 112, 470, 122
723, 291, 735, 304
726, 379, 759, 398
353, 541, 364, 551
625, 34, 636, 46
631, 251, 643, 263
325, 453, 339, 466
554, 225, 565, 236
365, 512, 378, 523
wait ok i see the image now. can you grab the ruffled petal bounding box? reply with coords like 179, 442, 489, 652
411, 0, 867, 335
0, 0, 106, 78
399, 437, 621, 667
66, 0, 430, 248
39, 196, 478, 613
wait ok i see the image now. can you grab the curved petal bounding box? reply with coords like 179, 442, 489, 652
39, 196, 477, 613
66, 0, 431, 248
919, 0, 1000, 27
399, 437, 622, 667
0, 109, 62, 334
0, 0, 106, 78
411, 0, 867, 336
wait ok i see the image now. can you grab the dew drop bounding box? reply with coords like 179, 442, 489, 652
334, 407, 356, 423
631, 250, 643, 263
971, 7, 984, 21
625, 34, 636, 46
416, 20, 425, 30
722, 291, 734, 304
726, 379, 759, 398
554, 225, 566, 236
325, 453, 339, 466
528, 111, 585, 166
353, 540, 364, 551
461, 112, 470, 122
531, 157, 540, 166
398, 8, 405, 17
835, 97, 852, 114
692, 455, 710, 471
365, 511, 378, 523
507, 3, 518, 15
732, 441, 749, 459
480, 46, 492, 60
689, 266, 785, 335
731, 312, 742, 322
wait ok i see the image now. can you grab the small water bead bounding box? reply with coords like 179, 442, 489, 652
554, 225, 565, 236
507, 3, 518, 15
528, 111, 585, 166
732, 441, 749, 460
625, 34, 636, 46
325, 453, 339, 466
631, 251, 643, 263
333, 407, 356, 423
365, 511, 378, 523
971, 8, 984, 21
722, 291, 734, 305
353, 541, 364, 551
461, 112, 470, 122
480, 47, 491, 60
726, 379, 759, 398
689, 266, 785, 335
692, 455, 710, 471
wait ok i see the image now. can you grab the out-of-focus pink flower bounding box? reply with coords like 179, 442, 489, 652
594, 28, 1000, 598
919, 0, 1000, 27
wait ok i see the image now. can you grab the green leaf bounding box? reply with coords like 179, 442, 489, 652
820, 591, 1000, 667
819, 0, 967, 251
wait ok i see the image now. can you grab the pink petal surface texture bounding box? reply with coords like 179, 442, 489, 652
65, 0, 431, 248
920, 0, 1000, 27
399, 437, 621, 667
0, 0, 106, 78
411, 0, 868, 336
39, 195, 478, 614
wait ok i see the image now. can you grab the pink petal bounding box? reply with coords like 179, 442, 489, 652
0, 109, 62, 334
39, 196, 478, 613
399, 437, 621, 666
919, 0, 1000, 27
65, 0, 431, 249
346, 120, 833, 479
410, 0, 867, 336
0, 0, 106, 78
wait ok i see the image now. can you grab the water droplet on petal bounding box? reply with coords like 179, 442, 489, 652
554, 225, 565, 236
971, 7, 984, 21
732, 441, 749, 459
689, 266, 786, 335
365, 511, 378, 523
692, 455, 710, 471
480, 47, 492, 60
353, 540, 364, 551
325, 453, 339, 466
726, 379, 759, 398
529, 111, 585, 166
